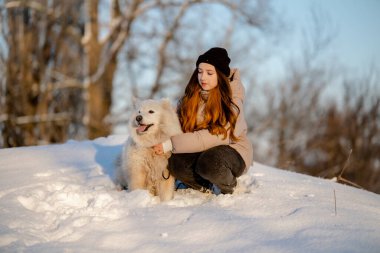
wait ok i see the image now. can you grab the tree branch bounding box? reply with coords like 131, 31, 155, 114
86, 0, 144, 84
149, 0, 198, 97
335, 149, 363, 189
0, 112, 72, 125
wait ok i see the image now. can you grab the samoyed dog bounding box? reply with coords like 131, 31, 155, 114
115, 98, 182, 201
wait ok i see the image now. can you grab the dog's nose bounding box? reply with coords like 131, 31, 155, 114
136, 115, 143, 122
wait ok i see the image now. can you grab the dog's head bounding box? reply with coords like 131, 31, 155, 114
129, 98, 176, 147
132, 99, 162, 135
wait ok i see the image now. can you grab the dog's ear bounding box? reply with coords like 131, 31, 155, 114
131, 96, 141, 110
160, 98, 173, 111
159, 98, 183, 136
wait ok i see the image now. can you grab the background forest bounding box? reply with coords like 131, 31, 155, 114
0, 0, 379, 193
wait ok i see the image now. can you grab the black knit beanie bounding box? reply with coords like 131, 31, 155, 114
196, 47, 231, 77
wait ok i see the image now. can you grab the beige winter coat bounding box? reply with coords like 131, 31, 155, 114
170, 68, 253, 172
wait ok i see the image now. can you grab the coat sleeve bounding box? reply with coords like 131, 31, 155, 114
170, 129, 230, 153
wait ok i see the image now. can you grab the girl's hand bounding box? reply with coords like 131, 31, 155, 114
153, 143, 164, 155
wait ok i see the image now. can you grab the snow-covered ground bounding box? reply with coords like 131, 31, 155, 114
0, 135, 379, 253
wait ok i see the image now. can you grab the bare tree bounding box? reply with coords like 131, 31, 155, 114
248, 6, 336, 169
0, 0, 276, 146
1, 0, 84, 147
247, 5, 380, 193
92, 0, 276, 131
301, 71, 380, 193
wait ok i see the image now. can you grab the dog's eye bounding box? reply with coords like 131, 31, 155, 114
149, 110, 154, 114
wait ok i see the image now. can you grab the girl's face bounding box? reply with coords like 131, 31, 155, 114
197, 63, 218, 91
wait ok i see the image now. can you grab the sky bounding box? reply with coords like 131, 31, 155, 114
272, 0, 380, 73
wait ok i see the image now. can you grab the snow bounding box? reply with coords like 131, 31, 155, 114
0, 135, 380, 253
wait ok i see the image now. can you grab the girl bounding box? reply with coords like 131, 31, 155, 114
154, 47, 253, 194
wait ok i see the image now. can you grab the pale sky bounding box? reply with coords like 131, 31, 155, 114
272, 0, 380, 72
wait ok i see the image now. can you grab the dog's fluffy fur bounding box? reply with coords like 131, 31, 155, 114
115, 98, 182, 201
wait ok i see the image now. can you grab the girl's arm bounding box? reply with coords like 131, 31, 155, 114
170, 129, 230, 153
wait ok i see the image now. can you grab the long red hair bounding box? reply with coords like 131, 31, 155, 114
178, 68, 240, 141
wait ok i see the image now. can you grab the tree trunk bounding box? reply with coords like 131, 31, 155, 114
83, 0, 118, 139
4, 5, 40, 146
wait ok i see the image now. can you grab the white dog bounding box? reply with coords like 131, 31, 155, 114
115, 98, 182, 201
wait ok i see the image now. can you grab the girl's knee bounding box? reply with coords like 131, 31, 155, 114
195, 146, 229, 176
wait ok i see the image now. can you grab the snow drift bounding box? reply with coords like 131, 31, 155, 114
0, 135, 379, 253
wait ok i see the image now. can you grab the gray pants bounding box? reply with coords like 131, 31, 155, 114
168, 145, 245, 194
